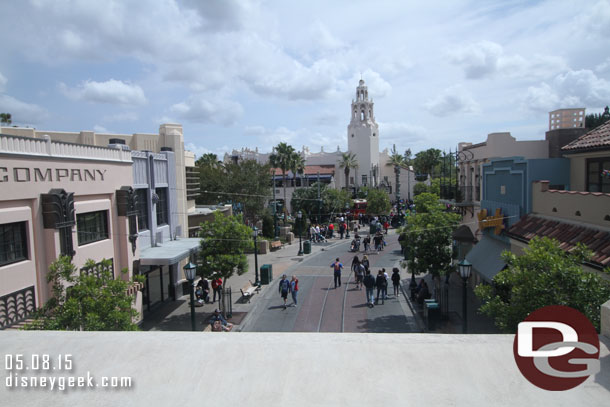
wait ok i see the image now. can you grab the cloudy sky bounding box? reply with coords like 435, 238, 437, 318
1, 0, 609, 158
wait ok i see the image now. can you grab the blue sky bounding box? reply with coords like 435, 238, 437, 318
1, 0, 609, 158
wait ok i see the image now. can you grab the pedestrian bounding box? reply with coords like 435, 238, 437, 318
278, 274, 291, 309
330, 257, 343, 288
383, 220, 389, 234
391, 267, 401, 297
209, 308, 233, 332
351, 255, 360, 288
356, 262, 365, 290
361, 254, 370, 272
363, 270, 376, 307
328, 222, 334, 238
375, 270, 387, 305
344, 221, 350, 238
373, 233, 383, 252
363, 235, 370, 252
211, 275, 223, 303
382, 268, 389, 299
339, 222, 345, 239
290, 275, 299, 306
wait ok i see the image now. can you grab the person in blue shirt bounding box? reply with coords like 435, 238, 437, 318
209, 309, 233, 331
278, 274, 291, 309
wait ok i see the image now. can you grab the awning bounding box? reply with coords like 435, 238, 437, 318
465, 236, 508, 283
139, 238, 201, 266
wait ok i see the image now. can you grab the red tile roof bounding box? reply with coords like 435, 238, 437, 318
507, 214, 610, 268
562, 120, 610, 152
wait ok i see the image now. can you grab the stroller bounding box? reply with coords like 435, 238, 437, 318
349, 237, 361, 252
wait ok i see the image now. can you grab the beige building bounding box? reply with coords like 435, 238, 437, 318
507, 120, 610, 275
549, 108, 585, 130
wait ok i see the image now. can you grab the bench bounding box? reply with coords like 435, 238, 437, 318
270, 240, 282, 251
240, 280, 260, 303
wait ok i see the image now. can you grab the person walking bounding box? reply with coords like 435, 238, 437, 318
375, 270, 387, 305
331, 257, 343, 288
351, 255, 360, 289
363, 235, 370, 252
290, 275, 299, 306
278, 274, 291, 309
339, 222, 345, 239
328, 222, 334, 238
382, 268, 389, 299
363, 270, 376, 308
391, 267, 401, 297
361, 255, 370, 273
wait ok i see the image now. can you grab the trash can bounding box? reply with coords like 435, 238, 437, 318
303, 240, 311, 254
426, 302, 439, 331
369, 222, 376, 234
260, 264, 273, 285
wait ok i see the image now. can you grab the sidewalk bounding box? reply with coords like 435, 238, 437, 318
140, 236, 345, 331
402, 272, 500, 334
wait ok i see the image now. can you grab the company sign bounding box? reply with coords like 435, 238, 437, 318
513, 305, 600, 391
0, 167, 107, 183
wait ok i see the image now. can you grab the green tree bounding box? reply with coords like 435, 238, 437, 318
0, 113, 12, 125
413, 148, 442, 176
387, 144, 406, 203
585, 106, 610, 130
338, 151, 358, 191
269, 142, 297, 222
291, 151, 305, 190
195, 153, 221, 168
364, 188, 391, 215
475, 236, 610, 333
413, 182, 429, 197
223, 159, 271, 221
198, 212, 253, 283
291, 182, 350, 222
399, 193, 460, 288
26, 257, 142, 331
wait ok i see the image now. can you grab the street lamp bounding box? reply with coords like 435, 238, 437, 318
345, 203, 350, 238
252, 226, 259, 285
458, 259, 472, 334
183, 262, 198, 332
297, 211, 303, 256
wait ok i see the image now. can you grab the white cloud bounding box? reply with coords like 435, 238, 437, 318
596, 57, 610, 74
60, 79, 147, 106
447, 41, 503, 79
424, 85, 480, 116
0, 94, 48, 124
523, 69, 610, 112
185, 142, 229, 160
0, 72, 6, 92
93, 125, 110, 133
102, 111, 139, 122
169, 96, 243, 126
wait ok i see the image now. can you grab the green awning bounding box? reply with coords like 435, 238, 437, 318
465, 236, 508, 283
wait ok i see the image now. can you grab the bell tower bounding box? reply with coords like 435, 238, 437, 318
347, 79, 380, 187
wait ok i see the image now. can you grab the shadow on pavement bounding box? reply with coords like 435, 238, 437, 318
356, 314, 412, 333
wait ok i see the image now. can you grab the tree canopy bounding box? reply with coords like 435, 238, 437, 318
26, 257, 142, 331
363, 187, 391, 215
585, 106, 610, 130
475, 236, 610, 333
399, 193, 460, 279
198, 212, 253, 282
413, 148, 442, 176
291, 182, 351, 222
338, 151, 358, 191
0, 113, 12, 125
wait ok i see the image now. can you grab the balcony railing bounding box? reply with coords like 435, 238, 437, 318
440, 185, 480, 203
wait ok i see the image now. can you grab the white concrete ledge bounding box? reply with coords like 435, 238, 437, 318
0, 332, 608, 406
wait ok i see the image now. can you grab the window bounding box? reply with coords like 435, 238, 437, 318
586, 157, 610, 193
77, 211, 109, 246
156, 188, 168, 226
0, 222, 28, 266
362, 175, 368, 185
136, 189, 149, 231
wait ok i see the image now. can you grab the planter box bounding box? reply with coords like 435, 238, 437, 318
258, 240, 269, 255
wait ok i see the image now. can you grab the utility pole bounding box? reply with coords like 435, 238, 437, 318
317, 171, 321, 224
273, 169, 278, 238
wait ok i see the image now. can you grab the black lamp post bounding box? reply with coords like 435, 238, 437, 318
345, 203, 350, 238
458, 259, 472, 334
253, 226, 259, 285
297, 211, 303, 256
183, 262, 198, 332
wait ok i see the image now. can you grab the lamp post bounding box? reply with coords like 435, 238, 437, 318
345, 203, 350, 238
297, 211, 303, 256
253, 226, 259, 285
458, 259, 472, 334
183, 262, 198, 332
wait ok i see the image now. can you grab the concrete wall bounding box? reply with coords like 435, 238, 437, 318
532, 181, 610, 228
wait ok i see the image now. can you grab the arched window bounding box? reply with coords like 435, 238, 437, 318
361, 111, 365, 120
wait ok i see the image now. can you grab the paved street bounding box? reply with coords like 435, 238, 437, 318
240, 232, 420, 333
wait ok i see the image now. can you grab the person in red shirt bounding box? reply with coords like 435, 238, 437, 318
211, 275, 223, 303
328, 222, 334, 238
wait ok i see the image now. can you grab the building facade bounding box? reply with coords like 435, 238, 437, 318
548, 108, 585, 130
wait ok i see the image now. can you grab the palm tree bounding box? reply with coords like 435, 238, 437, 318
195, 153, 222, 169
387, 144, 406, 203
269, 142, 296, 222
338, 152, 358, 192
291, 151, 306, 189
0, 113, 12, 126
